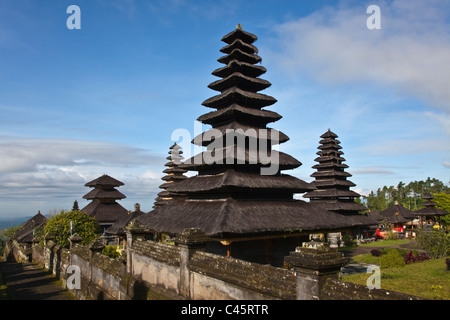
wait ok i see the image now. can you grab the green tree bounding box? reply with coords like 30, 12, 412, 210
0, 225, 23, 242
433, 192, 450, 227
364, 178, 449, 212
72, 200, 79, 211
42, 210, 99, 247
397, 181, 405, 204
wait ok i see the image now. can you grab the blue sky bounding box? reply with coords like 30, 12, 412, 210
0, 0, 449, 219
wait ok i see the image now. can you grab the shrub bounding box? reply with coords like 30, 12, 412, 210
102, 245, 120, 259
384, 231, 397, 240
380, 249, 406, 269
370, 249, 382, 257
404, 250, 431, 264
42, 210, 100, 247
341, 234, 356, 248
416, 230, 449, 259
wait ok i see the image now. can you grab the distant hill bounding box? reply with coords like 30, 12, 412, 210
0, 216, 33, 231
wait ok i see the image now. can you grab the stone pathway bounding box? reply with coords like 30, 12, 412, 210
340, 262, 378, 275
0, 262, 76, 300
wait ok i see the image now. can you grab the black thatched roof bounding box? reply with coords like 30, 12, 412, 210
138, 199, 361, 238
15, 212, 47, 243
139, 26, 356, 238
153, 143, 188, 208
212, 60, 266, 78
414, 194, 449, 217
81, 201, 128, 224
304, 129, 367, 219
415, 207, 449, 217
82, 188, 126, 200
192, 122, 289, 146
106, 204, 145, 235
202, 87, 277, 109
85, 174, 124, 187
167, 169, 314, 195
181, 146, 302, 172
221, 27, 258, 44
379, 204, 416, 223
198, 104, 282, 127
367, 210, 385, 222
81, 174, 128, 224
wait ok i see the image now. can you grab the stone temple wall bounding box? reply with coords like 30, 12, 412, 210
5, 229, 422, 300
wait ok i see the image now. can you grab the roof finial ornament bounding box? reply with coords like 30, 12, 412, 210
236, 23, 242, 30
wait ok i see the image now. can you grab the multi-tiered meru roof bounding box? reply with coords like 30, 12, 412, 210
137, 26, 357, 239
303, 130, 374, 226
153, 143, 188, 208
415, 194, 448, 217
81, 174, 128, 225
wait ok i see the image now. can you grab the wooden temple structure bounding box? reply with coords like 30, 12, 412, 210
81, 174, 128, 233
14, 211, 47, 244
153, 143, 188, 208
137, 26, 358, 266
378, 203, 416, 233
106, 203, 145, 251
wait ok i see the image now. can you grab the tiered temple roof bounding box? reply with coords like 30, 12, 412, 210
415, 194, 449, 217
81, 174, 128, 225
379, 204, 416, 224
303, 129, 373, 226
137, 26, 357, 239
153, 143, 188, 208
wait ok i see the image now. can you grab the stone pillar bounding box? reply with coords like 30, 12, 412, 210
31, 235, 40, 263
175, 228, 208, 299
327, 233, 340, 248
284, 242, 349, 300
68, 233, 83, 265
86, 239, 105, 289
44, 233, 55, 270
69, 233, 83, 250
44, 233, 55, 247
124, 220, 152, 274
88, 238, 105, 259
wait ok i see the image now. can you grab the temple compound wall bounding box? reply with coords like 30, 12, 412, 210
5, 229, 421, 300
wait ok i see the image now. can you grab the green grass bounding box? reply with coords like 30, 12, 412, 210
351, 253, 382, 265
359, 239, 412, 247
342, 256, 450, 300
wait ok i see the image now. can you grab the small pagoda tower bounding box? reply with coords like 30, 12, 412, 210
415, 194, 448, 228
153, 143, 188, 208
81, 174, 128, 232
304, 129, 372, 227
137, 26, 356, 266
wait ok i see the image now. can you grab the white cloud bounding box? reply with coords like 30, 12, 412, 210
350, 166, 395, 175
267, 0, 450, 114
360, 138, 450, 156
0, 136, 161, 174
0, 136, 165, 217
423, 111, 450, 135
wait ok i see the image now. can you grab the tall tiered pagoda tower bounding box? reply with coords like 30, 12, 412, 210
81, 174, 128, 232
153, 143, 188, 208
137, 26, 356, 265
303, 130, 372, 227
